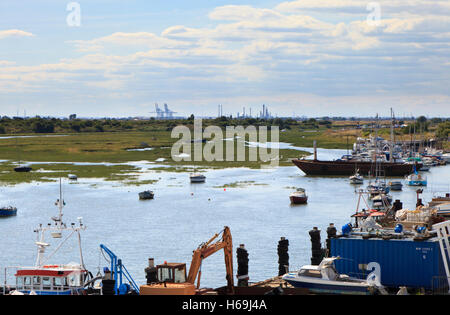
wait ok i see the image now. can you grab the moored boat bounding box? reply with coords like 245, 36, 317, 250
289, 188, 308, 204
406, 174, 427, 186
190, 173, 206, 183
139, 190, 154, 200
388, 181, 403, 191
6, 180, 93, 295
282, 257, 378, 295
0, 206, 17, 217
292, 159, 420, 176
349, 170, 363, 184
14, 165, 32, 172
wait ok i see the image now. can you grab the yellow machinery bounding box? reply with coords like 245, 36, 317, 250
140, 226, 234, 295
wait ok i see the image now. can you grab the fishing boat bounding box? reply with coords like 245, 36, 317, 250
289, 188, 308, 204
282, 257, 378, 295
139, 190, 154, 200
8, 180, 92, 295
0, 206, 17, 217
406, 174, 427, 186
388, 181, 403, 191
349, 170, 363, 184
190, 173, 206, 183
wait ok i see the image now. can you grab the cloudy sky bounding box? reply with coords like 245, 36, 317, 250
0, 0, 449, 118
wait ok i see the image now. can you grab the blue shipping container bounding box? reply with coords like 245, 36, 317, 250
330, 237, 447, 289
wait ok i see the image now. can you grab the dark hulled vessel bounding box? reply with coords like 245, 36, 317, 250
292, 159, 420, 176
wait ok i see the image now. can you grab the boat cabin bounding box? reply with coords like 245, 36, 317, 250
15, 265, 87, 295
297, 258, 340, 281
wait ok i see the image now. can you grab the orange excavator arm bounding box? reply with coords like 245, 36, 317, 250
187, 226, 234, 294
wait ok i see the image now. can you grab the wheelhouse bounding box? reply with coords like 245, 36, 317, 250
15, 265, 87, 295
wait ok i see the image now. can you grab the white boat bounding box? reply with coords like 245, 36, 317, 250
282, 257, 378, 295
349, 170, 363, 184
406, 173, 427, 186
442, 153, 450, 163
6, 180, 92, 295
190, 173, 206, 183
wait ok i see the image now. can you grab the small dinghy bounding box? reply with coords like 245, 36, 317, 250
0, 206, 17, 217
139, 190, 154, 200
14, 165, 32, 172
289, 188, 308, 204
190, 173, 206, 183
388, 181, 403, 191
349, 170, 363, 184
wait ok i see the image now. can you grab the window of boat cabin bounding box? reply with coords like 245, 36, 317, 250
31, 276, 41, 290
42, 277, 52, 290
16, 276, 24, 289
53, 276, 68, 288
299, 269, 322, 278
23, 276, 32, 289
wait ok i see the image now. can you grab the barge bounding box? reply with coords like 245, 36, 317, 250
292, 159, 420, 176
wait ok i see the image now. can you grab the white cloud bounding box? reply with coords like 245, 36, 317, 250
0, 29, 34, 39
1, 2, 449, 116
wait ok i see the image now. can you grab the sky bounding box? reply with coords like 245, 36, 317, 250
0, 0, 449, 118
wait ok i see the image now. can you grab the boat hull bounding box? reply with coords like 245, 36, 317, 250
0, 208, 17, 217
283, 277, 371, 295
139, 191, 154, 200
14, 166, 32, 172
290, 196, 308, 204
292, 159, 419, 176
190, 176, 206, 183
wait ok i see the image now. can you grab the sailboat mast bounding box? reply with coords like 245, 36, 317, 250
390, 108, 394, 163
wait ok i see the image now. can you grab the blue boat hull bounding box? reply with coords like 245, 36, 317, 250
0, 209, 17, 217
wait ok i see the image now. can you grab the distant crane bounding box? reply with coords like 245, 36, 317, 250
150, 103, 178, 119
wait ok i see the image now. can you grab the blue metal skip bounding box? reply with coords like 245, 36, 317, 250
330, 237, 446, 289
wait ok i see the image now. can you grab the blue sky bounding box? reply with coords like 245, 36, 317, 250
0, 0, 449, 118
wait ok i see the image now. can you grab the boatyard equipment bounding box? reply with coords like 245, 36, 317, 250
100, 244, 139, 295
432, 221, 450, 293
278, 238, 289, 276
309, 227, 323, 265
140, 226, 234, 295
236, 244, 249, 287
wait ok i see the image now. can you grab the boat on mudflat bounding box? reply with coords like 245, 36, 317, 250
292, 159, 420, 176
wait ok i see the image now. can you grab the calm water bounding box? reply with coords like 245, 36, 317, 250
1, 148, 449, 289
